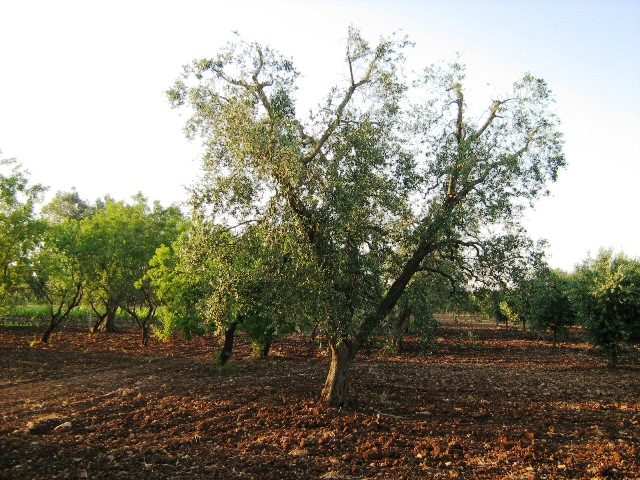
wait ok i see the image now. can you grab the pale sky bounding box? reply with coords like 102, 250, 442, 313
1, 0, 639, 271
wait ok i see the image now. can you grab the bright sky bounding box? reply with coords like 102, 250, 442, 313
1, 0, 639, 271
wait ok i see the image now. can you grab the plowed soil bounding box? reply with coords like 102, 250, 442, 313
1, 322, 639, 479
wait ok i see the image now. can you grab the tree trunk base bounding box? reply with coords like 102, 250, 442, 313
218, 321, 239, 365
321, 341, 357, 407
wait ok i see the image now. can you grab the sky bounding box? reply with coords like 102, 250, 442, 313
0, 0, 639, 271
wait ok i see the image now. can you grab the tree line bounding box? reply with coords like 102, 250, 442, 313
2, 27, 638, 406
473, 254, 640, 368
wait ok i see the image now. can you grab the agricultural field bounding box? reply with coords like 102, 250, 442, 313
1, 321, 639, 479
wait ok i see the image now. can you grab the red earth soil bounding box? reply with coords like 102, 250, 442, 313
1, 322, 639, 479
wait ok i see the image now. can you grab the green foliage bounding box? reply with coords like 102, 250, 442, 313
412, 312, 441, 353
498, 299, 519, 327
383, 269, 452, 352
472, 289, 509, 324
147, 211, 321, 352
41, 188, 93, 223
151, 307, 179, 342
27, 217, 85, 341
3, 304, 98, 327
169, 27, 565, 404
76, 194, 184, 335
571, 249, 640, 366
0, 156, 46, 314
515, 267, 576, 343
11, 304, 51, 320
146, 243, 207, 339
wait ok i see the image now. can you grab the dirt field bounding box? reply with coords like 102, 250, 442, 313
1, 322, 639, 479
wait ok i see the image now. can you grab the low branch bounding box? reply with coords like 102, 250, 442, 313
417, 265, 459, 291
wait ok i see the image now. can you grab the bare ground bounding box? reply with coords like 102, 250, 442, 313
1, 322, 639, 479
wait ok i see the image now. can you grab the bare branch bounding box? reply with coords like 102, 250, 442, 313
348, 52, 355, 86
454, 85, 464, 145
446, 84, 464, 199
473, 100, 502, 139
303, 50, 379, 165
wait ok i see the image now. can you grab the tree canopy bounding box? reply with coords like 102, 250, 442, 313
571, 249, 640, 367
168, 27, 565, 406
0, 156, 46, 314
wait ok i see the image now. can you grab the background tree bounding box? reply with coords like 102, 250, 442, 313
168, 28, 565, 406
28, 219, 85, 343
511, 267, 576, 345
386, 267, 458, 353
41, 188, 94, 223
173, 213, 320, 363
0, 156, 46, 315
472, 288, 508, 325
145, 241, 208, 341
571, 249, 640, 367
118, 199, 185, 345
79, 194, 183, 335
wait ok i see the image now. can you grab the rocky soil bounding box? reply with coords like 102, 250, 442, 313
1, 322, 639, 479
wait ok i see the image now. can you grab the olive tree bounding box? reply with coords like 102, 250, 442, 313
79, 194, 183, 337
148, 212, 320, 361
511, 267, 576, 345
28, 219, 85, 343
0, 157, 46, 314
168, 28, 565, 406
572, 250, 640, 367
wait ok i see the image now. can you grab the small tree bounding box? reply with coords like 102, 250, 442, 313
118, 199, 185, 345
472, 287, 514, 327
572, 250, 640, 367
148, 213, 320, 361
387, 269, 456, 352
0, 157, 46, 314
146, 241, 209, 340
516, 267, 575, 346
28, 220, 85, 343
198, 218, 319, 362
79, 194, 183, 336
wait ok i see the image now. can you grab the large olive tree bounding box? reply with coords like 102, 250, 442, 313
168, 28, 565, 406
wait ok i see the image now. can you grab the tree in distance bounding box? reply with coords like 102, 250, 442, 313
28, 218, 85, 343
0, 156, 46, 315
147, 214, 321, 361
571, 249, 640, 367
168, 27, 565, 406
508, 266, 576, 345
78, 194, 184, 342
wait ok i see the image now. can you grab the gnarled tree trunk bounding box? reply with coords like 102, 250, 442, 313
218, 320, 240, 365
40, 318, 61, 344
321, 340, 358, 407
393, 304, 412, 352
90, 300, 119, 333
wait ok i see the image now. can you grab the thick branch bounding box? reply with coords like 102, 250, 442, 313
447, 84, 464, 199
303, 51, 379, 165
454, 85, 464, 145
473, 100, 502, 139
417, 266, 459, 291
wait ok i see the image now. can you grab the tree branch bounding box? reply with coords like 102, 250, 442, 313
303, 50, 379, 166
417, 265, 459, 291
